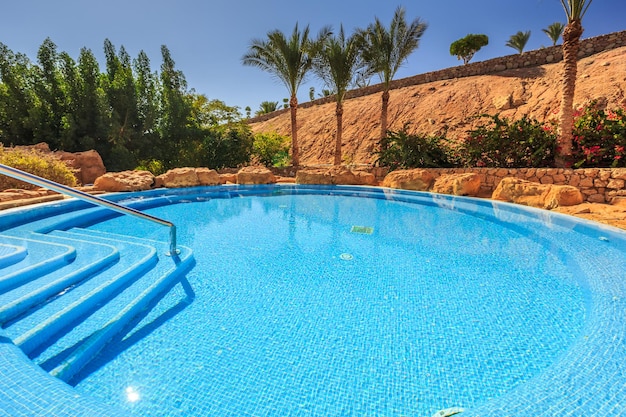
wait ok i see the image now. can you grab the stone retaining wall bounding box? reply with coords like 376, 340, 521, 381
250, 30, 626, 124
410, 167, 626, 203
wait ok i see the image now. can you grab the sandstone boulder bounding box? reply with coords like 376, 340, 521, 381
93, 170, 154, 192
432, 173, 481, 196
156, 168, 199, 188
195, 168, 221, 186
219, 173, 237, 184
543, 185, 584, 209
276, 176, 296, 183
56, 150, 106, 185
381, 169, 434, 191
492, 177, 583, 209
154, 167, 220, 188
492, 177, 550, 207
16, 143, 106, 185
352, 171, 377, 186
237, 166, 276, 184
295, 166, 358, 185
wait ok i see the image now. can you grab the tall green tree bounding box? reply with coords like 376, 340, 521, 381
242, 23, 331, 166
159, 44, 192, 168
557, 0, 593, 167
314, 25, 364, 165
57, 51, 80, 150
102, 39, 139, 168
449, 34, 489, 64
506, 31, 531, 53
32, 38, 67, 148
0, 43, 35, 145
543, 22, 565, 46
76, 48, 108, 151
133, 50, 159, 161
190, 95, 252, 168
357, 6, 427, 141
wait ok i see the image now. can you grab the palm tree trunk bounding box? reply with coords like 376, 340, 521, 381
380, 89, 390, 141
289, 95, 299, 166
334, 102, 343, 165
557, 20, 583, 167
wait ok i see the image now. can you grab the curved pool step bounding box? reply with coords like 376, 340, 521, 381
0, 234, 120, 326
0, 236, 76, 294
0, 225, 195, 385
7, 233, 159, 356
0, 242, 27, 269
49, 241, 195, 382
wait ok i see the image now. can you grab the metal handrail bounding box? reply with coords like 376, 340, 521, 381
0, 163, 179, 256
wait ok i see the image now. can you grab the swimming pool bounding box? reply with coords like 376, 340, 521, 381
0, 184, 625, 416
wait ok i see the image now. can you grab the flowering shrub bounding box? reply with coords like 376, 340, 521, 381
461, 114, 557, 168
572, 104, 626, 167
376, 125, 458, 170
373, 104, 626, 170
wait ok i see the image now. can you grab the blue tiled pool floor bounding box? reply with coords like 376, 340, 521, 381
1, 185, 625, 416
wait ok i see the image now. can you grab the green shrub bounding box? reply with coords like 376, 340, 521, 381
375, 125, 457, 170
252, 131, 290, 167
572, 104, 626, 168
201, 124, 253, 169
0, 145, 77, 190
461, 114, 556, 167
136, 159, 166, 175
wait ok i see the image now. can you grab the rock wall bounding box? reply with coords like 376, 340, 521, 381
389, 167, 626, 204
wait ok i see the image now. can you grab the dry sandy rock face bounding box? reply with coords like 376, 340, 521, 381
250, 47, 626, 166
295, 166, 376, 185
93, 170, 155, 192
56, 150, 106, 185
492, 177, 583, 209
432, 173, 481, 196
237, 166, 276, 184
155, 167, 220, 188
381, 169, 434, 191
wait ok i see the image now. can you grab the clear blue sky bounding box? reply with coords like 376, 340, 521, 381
2, 1, 625, 113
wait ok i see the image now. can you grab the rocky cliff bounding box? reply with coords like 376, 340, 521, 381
250, 46, 626, 166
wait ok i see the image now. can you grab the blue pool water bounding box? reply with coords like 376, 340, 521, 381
2, 185, 626, 416
74, 187, 587, 416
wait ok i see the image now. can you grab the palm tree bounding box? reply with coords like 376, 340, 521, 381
506, 31, 531, 54
357, 6, 427, 142
313, 25, 364, 165
242, 24, 331, 166
543, 22, 565, 46
255, 100, 278, 116
557, 0, 593, 167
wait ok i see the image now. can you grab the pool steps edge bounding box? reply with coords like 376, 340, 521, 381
12, 233, 159, 355
0, 235, 120, 325
0, 226, 195, 389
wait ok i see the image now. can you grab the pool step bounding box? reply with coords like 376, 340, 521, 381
0, 228, 194, 384
0, 242, 28, 268
0, 236, 76, 294
7, 231, 159, 355
0, 234, 120, 326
